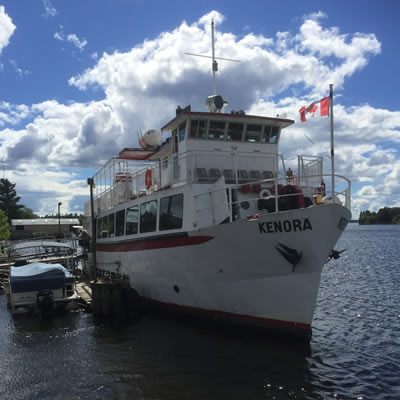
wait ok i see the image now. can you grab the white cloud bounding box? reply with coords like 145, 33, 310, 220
0, 102, 31, 127
42, 0, 57, 18
0, 5, 16, 55
9, 59, 30, 78
0, 10, 398, 215
54, 28, 87, 51
66, 34, 87, 51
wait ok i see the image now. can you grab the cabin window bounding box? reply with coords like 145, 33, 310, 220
159, 194, 184, 231
190, 119, 207, 139
115, 209, 125, 237
140, 200, 157, 233
227, 122, 244, 141
269, 126, 280, 143
108, 213, 115, 237
126, 206, 138, 235
208, 120, 225, 140
179, 122, 186, 142
99, 216, 108, 239
245, 124, 262, 142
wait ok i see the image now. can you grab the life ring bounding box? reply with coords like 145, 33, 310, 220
145, 168, 152, 189
259, 188, 272, 198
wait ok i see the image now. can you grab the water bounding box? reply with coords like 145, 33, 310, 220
0, 224, 399, 399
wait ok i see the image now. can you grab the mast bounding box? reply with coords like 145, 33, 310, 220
329, 84, 335, 201
184, 20, 240, 112
211, 20, 217, 96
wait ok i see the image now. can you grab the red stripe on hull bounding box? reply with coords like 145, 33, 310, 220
96, 235, 214, 252
144, 297, 311, 333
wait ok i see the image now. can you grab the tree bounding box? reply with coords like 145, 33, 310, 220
358, 207, 400, 225
19, 207, 38, 219
0, 178, 24, 223
0, 209, 10, 240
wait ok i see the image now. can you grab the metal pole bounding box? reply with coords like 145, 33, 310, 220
88, 178, 97, 280
211, 20, 217, 96
58, 202, 62, 234
329, 84, 335, 202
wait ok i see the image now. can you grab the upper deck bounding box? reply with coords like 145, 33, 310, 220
84, 109, 314, 218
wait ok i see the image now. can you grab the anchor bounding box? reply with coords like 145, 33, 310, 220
275, 242, 303, 272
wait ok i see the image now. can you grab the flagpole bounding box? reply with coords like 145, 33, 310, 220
329, 84, 335, 202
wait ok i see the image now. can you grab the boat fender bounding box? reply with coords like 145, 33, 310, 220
322, 195, 342, 205
145, 168, 152, 190
259, 188, 272, 198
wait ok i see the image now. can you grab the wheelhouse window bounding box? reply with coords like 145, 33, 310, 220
190, 119, 207, 139
115, 209, 125, 237
126, 206, 138, 235
227, 122, 244, 141
108, 213, 115, 237
140, 200, 157, 233
159, 194, 184, 231
261, 126, 271, 143
179, 122, 186, 142
269, 126, 280, 143
208, 120, 225, 140
245, 124, 262, 142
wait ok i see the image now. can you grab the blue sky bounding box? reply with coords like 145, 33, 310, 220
0, 0, 399, 217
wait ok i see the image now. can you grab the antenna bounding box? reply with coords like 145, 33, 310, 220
184, 20, 241, 112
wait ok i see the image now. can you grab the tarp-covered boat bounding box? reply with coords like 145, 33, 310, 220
7, 262, 78, 314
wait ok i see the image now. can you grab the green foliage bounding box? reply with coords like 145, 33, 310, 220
43, 213, 84, 225
0, 178, 25, 222
0, 209, 10, 240
19, 207, 39, 219
359, 207, 400, 225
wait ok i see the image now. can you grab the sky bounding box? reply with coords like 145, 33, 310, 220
0, 0, 399, 219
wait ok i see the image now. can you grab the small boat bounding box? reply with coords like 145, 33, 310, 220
8, 239, 80, 273
7, 262, 79, 315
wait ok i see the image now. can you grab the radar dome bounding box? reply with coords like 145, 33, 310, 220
140, 129, 161, 148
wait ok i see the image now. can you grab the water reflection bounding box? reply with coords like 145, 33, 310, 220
1, 225, 399, 399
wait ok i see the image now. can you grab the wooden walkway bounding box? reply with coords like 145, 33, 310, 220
75, 281, 92, 306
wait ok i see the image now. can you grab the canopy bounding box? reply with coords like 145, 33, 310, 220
10, 262, 72, 293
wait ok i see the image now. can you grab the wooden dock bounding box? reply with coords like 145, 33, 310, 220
75, 281, 92, 308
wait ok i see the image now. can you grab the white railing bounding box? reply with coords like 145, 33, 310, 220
84, 150, 348, 218
192, 173, 351, 227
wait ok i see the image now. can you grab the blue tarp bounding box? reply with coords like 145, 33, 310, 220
10, 262, 72, 293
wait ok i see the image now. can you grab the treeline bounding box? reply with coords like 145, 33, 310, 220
359, 207, 400, 225
43, 213, 85, 225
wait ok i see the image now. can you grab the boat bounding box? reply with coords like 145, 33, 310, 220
83, 22, 351, 337
7, 239, 81, 273
7, 262, 78, 315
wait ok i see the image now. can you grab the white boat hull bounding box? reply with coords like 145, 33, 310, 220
96, 203, 350, 335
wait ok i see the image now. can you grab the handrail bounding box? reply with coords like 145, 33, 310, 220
193, 173, 351, 219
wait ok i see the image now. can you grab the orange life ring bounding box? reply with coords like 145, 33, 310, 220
145, 168, 152, 189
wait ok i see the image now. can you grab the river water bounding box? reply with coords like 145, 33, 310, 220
0, 224, 399, 399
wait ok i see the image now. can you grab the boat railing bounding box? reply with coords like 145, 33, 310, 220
84, 148, 349, 218
85, 149, 281, 216
192, 173, 351, 225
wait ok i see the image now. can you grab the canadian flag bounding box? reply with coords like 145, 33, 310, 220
299, 96, 329, 122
